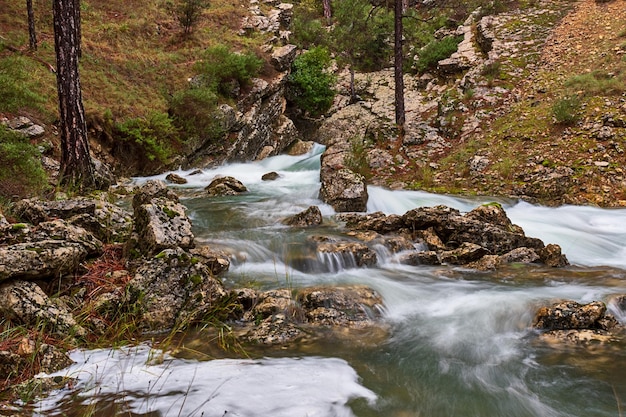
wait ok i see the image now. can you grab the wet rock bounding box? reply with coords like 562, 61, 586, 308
319, 168, 368, 212
282, 206, 323, 227
125, 248, 227, 331
189, 246, 231, 276
242, 313, 307, 345
205, 176, 248, 196
262, 171, 280, 181
239, 285, 385, 345
297, 286, 383, 326
534, 300, 624, 346
534, 301, 615, 331
0, 280, 85, 338
338, 211, 404, 234
316, 240, 377, 268
439, 242, 488, 265
248, 289, 296, 320
165, 173, 188, 184
342, 203, 568, 269
398, 250, 441, 266
537, 244, 569, 267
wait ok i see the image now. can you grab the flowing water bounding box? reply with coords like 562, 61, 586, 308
36, 145, 626, 417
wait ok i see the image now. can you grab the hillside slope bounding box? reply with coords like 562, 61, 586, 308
422, 0, 626, 206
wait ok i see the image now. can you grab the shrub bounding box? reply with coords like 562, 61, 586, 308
552, 96, 581, 125
169, 87, 223, 141
115, 112, 178, 163
414, 36, 462, 73
287, 47, 335, 116
193, 45, 263, 97
165, 0, 210, 35
0, 56, 46, 113
0, 126, 48, 198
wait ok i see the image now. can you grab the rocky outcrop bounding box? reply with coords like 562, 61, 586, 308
125, 247, 227, 331
338, 203, 568, 269
533, 300, 624, 345
13, 197, 133, 243
205, 176, 248, 196
319, 167, 369, 212
437, 13, 482, 74
0, 220, 104, 281
236, 285, 384, 345
127, 180, 194, 257
0, 280, 85, 338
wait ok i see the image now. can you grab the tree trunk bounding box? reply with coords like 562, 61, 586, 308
53, 0, 94, 190
26, 0, 37, 50
394, 0, 406, 139
322, 0, 332, 25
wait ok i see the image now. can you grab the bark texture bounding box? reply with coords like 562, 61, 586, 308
53, 0, 94, 189
27, 0, 37, 50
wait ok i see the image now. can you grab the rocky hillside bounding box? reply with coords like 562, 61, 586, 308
1, 0, 625, 207
332, 0, 626, 207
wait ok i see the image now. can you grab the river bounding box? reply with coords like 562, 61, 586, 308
36, 145, 626, 417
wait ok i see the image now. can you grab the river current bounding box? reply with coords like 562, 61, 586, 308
36, 145, 626, 417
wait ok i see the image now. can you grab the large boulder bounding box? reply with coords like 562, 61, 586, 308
128, 180, 194, 257
13, 197, 134, 243
238, 285, 384, 345
319, 168, 368, 212
131, 199, 194, 256
0, 220, 103, 281
125, 248, 227, 331
205, 176, 248, 196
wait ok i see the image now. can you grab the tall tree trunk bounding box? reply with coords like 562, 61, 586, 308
394, 0, 406, 139
26, 0, 37, 50
322, 0, 332, 25
53, 0, 94, 190
73, 0, 82, 58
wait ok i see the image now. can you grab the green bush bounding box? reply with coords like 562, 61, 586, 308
414, 36, 462, 73
552, 96, 581, 125
115, 112, 178, 163
0, 126, 47, 198
169, 87, 223, 141
287, 47, 335, 116
0, 56, 46, 113
193, 45, 263, 97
